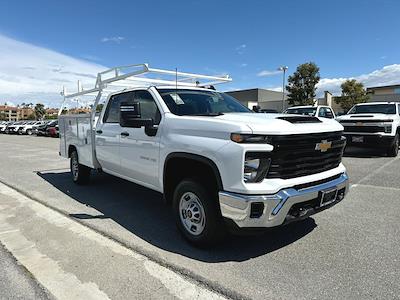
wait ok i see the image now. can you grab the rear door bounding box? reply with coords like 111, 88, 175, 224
119, 90, 162, 189
96, 92, 133, 173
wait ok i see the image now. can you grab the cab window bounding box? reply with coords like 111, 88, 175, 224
131, 90, 161, 125
103, 92, 134, 123
325, 108, 334, 118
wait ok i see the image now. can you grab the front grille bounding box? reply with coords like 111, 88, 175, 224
266, 131, 346, 179
343, 125, 385, 133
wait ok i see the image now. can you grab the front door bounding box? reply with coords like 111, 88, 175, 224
119, 90, 162, 189
96, 93, 132, 173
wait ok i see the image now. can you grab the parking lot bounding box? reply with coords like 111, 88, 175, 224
0, 134, 399, 299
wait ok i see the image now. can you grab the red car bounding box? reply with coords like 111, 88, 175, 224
47, 125, 59, 138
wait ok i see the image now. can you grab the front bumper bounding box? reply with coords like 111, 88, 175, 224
344, 133, 394, 147
219, 173, 349, 228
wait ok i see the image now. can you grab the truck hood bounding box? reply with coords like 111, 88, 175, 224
212, 113, 343, 134
336, 113, 394, 121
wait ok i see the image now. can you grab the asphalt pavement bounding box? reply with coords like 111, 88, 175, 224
0, 134, 399, 299
0, 242, 52, 300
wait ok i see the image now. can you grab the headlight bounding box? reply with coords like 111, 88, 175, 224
231, 133, 271, 143
244, 152, 271, 183
384, 125, 392, 133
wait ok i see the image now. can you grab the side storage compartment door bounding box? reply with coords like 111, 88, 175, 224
95, 94, 126, 173
119, 90, 162, 189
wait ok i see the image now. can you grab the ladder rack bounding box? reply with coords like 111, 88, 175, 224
59, 63, 232, 115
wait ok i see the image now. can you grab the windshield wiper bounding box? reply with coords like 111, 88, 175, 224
190, 112, 224, 117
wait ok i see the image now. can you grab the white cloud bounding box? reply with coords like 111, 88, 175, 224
0, 34, 106, 107
235, 44, 246, 54
101, 36, 125, 43
257, 70, 281, 77
316, 64, 400, 96
268, 86, 283, 92
240, 63, 248, 67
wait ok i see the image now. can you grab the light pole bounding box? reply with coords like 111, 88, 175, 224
277, 66, 288, 112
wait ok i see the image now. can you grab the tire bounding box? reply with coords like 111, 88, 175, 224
70, 150, 91, 184
26, 129, 32, 136
387, 133, 399, 157
172, 179, 225, 246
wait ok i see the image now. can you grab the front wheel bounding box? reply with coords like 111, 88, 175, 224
70, 150, 91, 184
387, 134, 399, 157
173, 180, 225, 246
26, 129, 32, 135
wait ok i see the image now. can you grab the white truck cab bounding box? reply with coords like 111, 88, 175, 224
336, 102, 400, 156
285, 105, 336, 119
59, 64, 349, 246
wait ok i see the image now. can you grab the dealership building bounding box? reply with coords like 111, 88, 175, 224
226, 88, 288, 111
227, 83, 400, 113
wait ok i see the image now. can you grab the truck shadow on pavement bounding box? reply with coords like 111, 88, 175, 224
37, 171, 317, 262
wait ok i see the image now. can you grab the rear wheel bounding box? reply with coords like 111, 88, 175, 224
70, 150, 91, 184
387, 134, 399, 157
173, 180, 225, 246
26, 129, 32, 135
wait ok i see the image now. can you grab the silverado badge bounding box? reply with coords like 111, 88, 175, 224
315, 140, 332, 152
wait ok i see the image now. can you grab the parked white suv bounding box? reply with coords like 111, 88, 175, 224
336, 102, 400, 156
59, 65, 349, 246
285, 105, 336, 119
19, 121, 44, 135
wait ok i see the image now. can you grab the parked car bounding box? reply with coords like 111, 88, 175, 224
5, 121, 27, 134
336, 102, 400, 156
18, 121, 45, 135
284, 105, 336, 119
0, 121, 10, 133
47, 124, 59, 137
35, 120, 57, 136
59, 65, 349, 246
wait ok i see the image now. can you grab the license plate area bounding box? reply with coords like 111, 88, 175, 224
352, 136, 364, 143
319, 188, 338, 207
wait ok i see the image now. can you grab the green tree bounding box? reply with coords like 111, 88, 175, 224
34, 103, 46, 120
27, 113, 36, 120
286, 62, 320, 106
96, 103, 104, 113
335, 79, 369, 112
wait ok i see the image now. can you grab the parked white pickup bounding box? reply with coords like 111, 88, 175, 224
59, 64, 349, 246
337, 102, 400, 156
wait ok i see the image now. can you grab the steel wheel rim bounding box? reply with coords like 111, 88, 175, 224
71, 154, 79, 180
179, 192, 206, 236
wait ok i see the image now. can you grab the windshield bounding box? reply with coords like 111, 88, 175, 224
348, 104, 396, 114
285, 107, 317, 116
158, 89, 251, 116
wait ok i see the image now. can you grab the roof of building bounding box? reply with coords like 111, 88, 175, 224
226, 88, 283, 94
366, 84, 400, 91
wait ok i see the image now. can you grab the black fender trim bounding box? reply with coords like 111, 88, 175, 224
163, 152, 223, 190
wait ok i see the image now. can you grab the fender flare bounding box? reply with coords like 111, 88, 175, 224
163, 152, 223, 190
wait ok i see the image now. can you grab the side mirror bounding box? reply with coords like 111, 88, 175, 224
120, 102, 153, 128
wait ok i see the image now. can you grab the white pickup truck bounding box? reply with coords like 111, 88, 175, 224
59, 64, 349, 246
337, 102, 400, 156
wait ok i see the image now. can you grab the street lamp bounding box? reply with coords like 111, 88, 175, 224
277, 66, 288, 111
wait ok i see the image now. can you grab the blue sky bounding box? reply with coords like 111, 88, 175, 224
0, 0, 399, 107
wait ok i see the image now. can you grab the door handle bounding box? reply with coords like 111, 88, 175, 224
121, 131, 130, 137
96, 130, 103, 134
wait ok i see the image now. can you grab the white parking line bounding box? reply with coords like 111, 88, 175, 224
351, 183, 400, 192
355, 156, 400, 185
